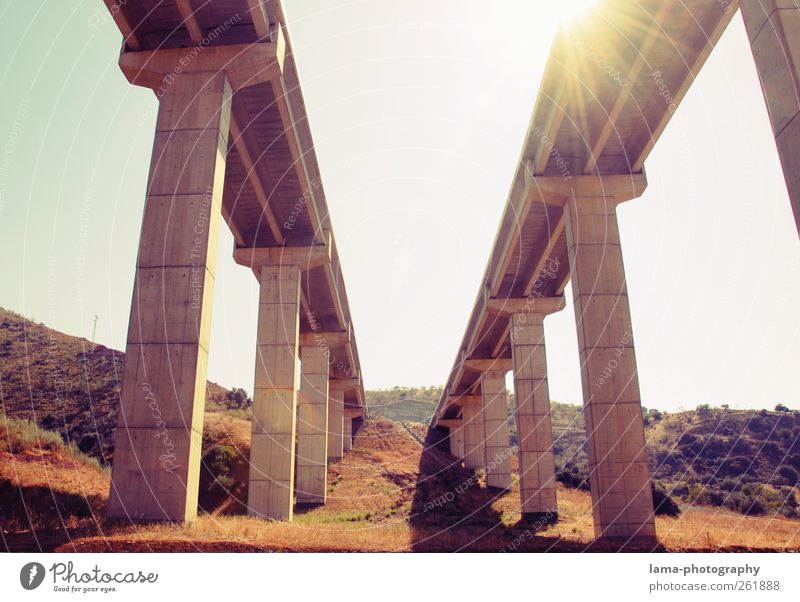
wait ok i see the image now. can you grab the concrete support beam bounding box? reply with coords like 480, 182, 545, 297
107, 71, 232, 523
461, 398, 485, 470
343, 417, 353, 452
328, 378, 360, 392
462, 358, 513, 373
509, 298, 565, 523
741, 0, 800, 235
327, 388, 344, 461
118, 34, 285, 93
295, 345, 329, 505
565, 189, 656, 540
247, 265, 301, 521
480, 371, 512, 490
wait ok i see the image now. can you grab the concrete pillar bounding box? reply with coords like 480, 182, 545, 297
461, 399, 485, 469
295, 345, 329, 505
448, 422, 465, 458
327, 389, 344, 461
107, 71, 232, 522
248, 265, 301, 521
480, 371, 512, 490
509, 298, 565, 523
741, 1, 800, 236
565, 191, 655, 540
343, 417, 353, 451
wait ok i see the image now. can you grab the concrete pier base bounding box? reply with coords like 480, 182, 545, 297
509, 298, 564, 521
565, 191, 656, 540
107, 71, 232, 523
461, 398, 485, 470
327, 389, 344, 461
343, 417, 353, 451
449, 422, 465, 459
480, 371, 512, 490
296, 345, 329, 505
247, 265, 301, 521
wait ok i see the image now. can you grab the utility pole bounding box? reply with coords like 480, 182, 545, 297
91, 314, 99, 349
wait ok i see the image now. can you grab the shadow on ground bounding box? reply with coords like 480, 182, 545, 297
408, 429, 666, 552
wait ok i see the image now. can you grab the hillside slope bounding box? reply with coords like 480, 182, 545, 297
0, 307, 229, 463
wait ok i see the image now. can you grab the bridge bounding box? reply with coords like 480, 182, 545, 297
102, 0, 366, 523
429, 0, 800, 542
100, 0, 800, 540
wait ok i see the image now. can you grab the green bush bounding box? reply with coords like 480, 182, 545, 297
777, 465, 799, 486
555, 465, 589, 491
0, 413, 64, 454
201, 444, 238, 493
652, 482, 681, 516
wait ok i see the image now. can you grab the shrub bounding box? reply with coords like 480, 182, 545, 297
201, 444, 238, 493
0, 414, 64, 454
556, 465, 589, 491
652, 482, 681, 517
720, 456, 752, 477
742, 496, 766, 516
778, 465, 799, 487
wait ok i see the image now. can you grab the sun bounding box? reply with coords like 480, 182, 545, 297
555, 0, 601, 25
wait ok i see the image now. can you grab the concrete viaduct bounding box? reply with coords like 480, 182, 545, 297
102, 0, 367, 524
100, 0, 800, 540
429, 0, 800, 542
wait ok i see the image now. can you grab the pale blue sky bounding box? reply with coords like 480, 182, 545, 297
0, 1, 797, 411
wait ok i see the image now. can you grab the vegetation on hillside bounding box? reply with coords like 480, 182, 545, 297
0, 412, 109, 531
366, 386, 441, 423
0, 307, 230, 464
513, 401, 800, 518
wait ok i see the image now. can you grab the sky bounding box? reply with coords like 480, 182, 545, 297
0, 1, 798, 412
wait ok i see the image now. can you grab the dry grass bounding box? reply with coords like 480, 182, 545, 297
3, 417, 800, 552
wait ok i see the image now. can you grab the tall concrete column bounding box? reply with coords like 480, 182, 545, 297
107, 71, 232, 522
509, 297, 565, 523
248, 265, 301, 521
461, 399, 485, 469
296, 345, 329, 505
343, 417, 353, 451
327, 389, 344, 461
565, 188, 655, 540
448, 421, 465, 459
741, 0, 800, 236
453, 428, 465, 459
480, 371, 512, 490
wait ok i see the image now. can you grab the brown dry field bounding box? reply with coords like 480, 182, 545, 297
3, 416, 800, 552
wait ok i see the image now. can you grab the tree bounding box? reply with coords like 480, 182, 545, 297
775, 403, 791, 413
226, 387, 252, 409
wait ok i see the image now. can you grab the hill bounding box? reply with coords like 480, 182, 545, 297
366, 386, 441, 422
0, 307, 229, 463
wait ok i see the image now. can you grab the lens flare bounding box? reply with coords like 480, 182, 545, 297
556, 0, 601, 25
